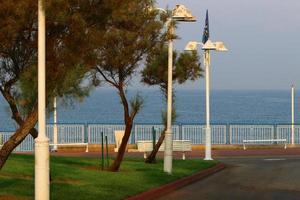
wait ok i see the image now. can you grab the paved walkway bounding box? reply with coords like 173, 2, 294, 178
48, 148, 300, 159
156, 156, 300, 200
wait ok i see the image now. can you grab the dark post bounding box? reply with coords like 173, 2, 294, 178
152, 126, 156, 150
105, 135, 109, 168
101, 131, 104, 170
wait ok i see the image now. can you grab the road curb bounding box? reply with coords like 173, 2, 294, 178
126, 163, 226, 200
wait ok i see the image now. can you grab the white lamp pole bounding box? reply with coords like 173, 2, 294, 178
164, 21, 174, 173
164, 19, 174, 174
35, 0, 50, 199
204, 50, 212, 160
53, 97, 58, 151
159, 5, 196, 174
185, 40, 227, 160
291, 85, 295, 145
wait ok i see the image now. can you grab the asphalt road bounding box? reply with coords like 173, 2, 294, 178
156, 156, 300, 200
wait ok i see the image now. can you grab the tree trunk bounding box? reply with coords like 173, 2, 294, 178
108, 85, 135, 172
1, 87, 38, 139
108, 118, 133, 172
145, 129, 166, 163
0, 104, 38, 169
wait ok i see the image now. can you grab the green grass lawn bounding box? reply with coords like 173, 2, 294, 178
0, 154, 218, 200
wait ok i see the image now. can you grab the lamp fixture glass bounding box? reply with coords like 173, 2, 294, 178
172, 4, 196, 22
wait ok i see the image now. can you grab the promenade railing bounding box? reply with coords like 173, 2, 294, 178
0, 123, 299, 152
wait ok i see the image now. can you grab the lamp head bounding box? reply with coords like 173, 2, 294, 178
202, 39, 216, 50
215, 41, 228, 51
185, 41, 199, 51
172, 4, 196, 22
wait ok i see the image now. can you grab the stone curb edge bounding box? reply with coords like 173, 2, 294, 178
126, 163, 226, 200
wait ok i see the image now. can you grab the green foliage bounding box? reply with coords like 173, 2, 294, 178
0, 154, 218, 200
142, 45, 203, 98
142, 45, 203, 124
130, 93, 144, 119
0, 0, 112, 115
142, 45, 202, 89
94, 0, 167, 87
175, 51, 202, 84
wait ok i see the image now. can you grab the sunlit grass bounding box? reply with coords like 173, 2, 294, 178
0, 154, 218, 200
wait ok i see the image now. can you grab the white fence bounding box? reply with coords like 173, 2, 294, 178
87, 124, 126, 144
230, 125, 274, 144
134, 124, 179, 141
277, 125, 300, 144
0, 124, 85, 152
0, 124, 299, 152
182, 125, 226, 144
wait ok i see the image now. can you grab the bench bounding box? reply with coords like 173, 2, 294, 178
49, 143, 89, 152
243, 139, 287, 150
137, 140, 192, 160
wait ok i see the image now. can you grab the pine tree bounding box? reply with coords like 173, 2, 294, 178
141, 45, 203, 163
92, 0, 167, 171
0, 0, 111, 169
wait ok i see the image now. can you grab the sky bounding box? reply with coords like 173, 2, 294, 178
146, 0, 300, 90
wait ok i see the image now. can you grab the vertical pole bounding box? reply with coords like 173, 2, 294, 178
35, 0, 50, 199
204, 50, 212, 160
292, 85, 295, 145
164, 20, 173, 174
101, 131, 104, 170
152, 126, 156, 150
105, 135, 109, 168
53, 97, 58, 151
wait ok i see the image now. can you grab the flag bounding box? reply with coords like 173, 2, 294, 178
202, 10, 209, 44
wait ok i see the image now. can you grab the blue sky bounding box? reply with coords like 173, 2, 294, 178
148, 0, 300, 90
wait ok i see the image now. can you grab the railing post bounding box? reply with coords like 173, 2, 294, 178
273, 124, 277, 144
226, 124, 230, 144
179, 123, 182, 140
182, 124, 185, 141
229, 125, 232, 144
134, 124, 138, 144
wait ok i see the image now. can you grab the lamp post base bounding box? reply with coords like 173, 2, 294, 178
164, 129, 173, 174
204, 127, 213, 161
35, 137, 50, 200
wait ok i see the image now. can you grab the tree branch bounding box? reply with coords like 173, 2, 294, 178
96, 66, 118, 87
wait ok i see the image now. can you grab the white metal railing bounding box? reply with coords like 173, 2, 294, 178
1, 132, 34, 152
134, 124, 179, 142
276, 125, 300, 144
87, 124, 126, 144
0, 124, 85, 152
181, 125, 226, 144
1, 124, 300, 152
47, 124, 85, 144
230, 125, 274, 144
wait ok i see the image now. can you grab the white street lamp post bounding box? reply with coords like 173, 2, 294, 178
204, 48, 212, 160
35, 0, 50, 199
158, 5, 196, 174
291, 85, 295, 145
164, 22, 174, 173
53, 97, 58, 151
185, 40, 228, 160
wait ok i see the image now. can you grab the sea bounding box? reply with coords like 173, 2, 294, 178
0, 89, 299, 131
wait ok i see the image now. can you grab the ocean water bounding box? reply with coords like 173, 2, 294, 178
0, 89, 298, 131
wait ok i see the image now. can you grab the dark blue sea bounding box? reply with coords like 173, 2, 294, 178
0, 89, 298, 131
